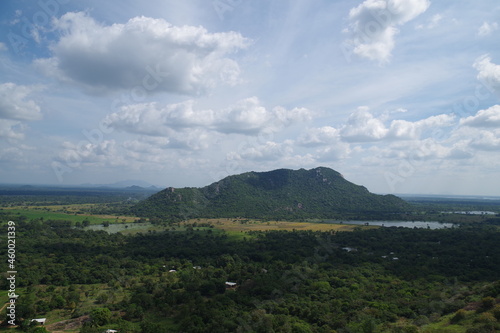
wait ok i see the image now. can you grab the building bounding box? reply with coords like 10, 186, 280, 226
225, 281, 237, 289
31, 318, 46, 325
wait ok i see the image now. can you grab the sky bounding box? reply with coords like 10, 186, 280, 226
0, 0, 500, 196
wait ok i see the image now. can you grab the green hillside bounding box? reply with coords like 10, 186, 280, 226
133, 167, 409, 220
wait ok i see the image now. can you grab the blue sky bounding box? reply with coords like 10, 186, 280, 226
1, 0, 500, 195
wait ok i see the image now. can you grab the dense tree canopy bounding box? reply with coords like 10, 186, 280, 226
133, 167, 410, 220
1, 217, 499, 332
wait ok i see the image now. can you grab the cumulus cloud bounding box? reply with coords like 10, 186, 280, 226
469, 130, 500, 151
302, 107, 454, 146
460, 105, 500, 128
236, 141, 294, 161
104, 97, 312, 139
35, 12, 249, 95
345, 0, 430, 63
0, 83, 42, 121
297, 126, 342, 146
341, 107, 388, 141
473, 55, 500, 95
0, 83, 42, 141
296, 126, 352, 162
315, 145, 352, 162
477, 21, 498, 37
56, 140, 125, 168
124, 135, 203, 156
374, 137, 473, 163
387, 113, 455, 140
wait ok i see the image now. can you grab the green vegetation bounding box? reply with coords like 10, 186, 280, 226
0, 176, 499, 332
0, 216, 499, 332
133, 167, 410, 220
0, 185, 157, 212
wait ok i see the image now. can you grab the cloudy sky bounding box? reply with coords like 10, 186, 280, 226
1, 0, 500, 196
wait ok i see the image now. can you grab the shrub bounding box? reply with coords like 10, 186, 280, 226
450, 309, 467, 324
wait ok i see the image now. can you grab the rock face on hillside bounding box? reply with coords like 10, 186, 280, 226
132, 167, 409, 219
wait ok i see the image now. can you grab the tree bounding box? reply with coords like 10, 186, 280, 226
89, 307, 111, 327
79, 322, 101, 333
29, 327, 50, 333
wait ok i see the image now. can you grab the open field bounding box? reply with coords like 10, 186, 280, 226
1, 205, 137, 225
181, 218, 377, 233
2, 205, 377, 233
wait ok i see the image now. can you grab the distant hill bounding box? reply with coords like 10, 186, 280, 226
132, 167, 410, 220
80, 180, 157, 188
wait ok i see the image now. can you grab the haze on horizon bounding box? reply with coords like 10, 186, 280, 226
1, 0, 500, 196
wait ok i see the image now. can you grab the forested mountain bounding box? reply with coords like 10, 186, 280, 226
132, 167, 409, 219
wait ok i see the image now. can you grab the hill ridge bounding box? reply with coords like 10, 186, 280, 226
132, 167, 409, 220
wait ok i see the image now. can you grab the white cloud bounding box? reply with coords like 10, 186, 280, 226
460, 105, 500, 128
297, 126, 341, 146
0, 120, 25, 140
237, 141, 294, 161
213, 97, 273, 134
416, 13, 443, 30
0, 147, 24, 163
450, 124, 500, 154
345, 0, 430, 63
0, 42, 7, 52
301, 107, 455, 146
387, 113, 455, 139
35, 12, 249, 95
315, 144, 352, 162
123, 137, 201, 163
0, 83, 42, 121
104, 97, 312, 138
473, 55, 500, 95
469, 130, 500, 151
56, 140, 125, 168
213, 98, 311, 134
478, 21, 498, 37
0, 83, 42, 141
296, 126, 352, 162
103, 101, 208, 137
341, 106, 388, 141
375, 137, 473, 162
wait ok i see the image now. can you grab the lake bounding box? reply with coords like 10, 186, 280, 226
327, 220, 457, 229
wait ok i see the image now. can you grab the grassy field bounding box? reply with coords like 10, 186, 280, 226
181, 218, 377, 233
2, 205, 137, 225
2, 205, 376, 233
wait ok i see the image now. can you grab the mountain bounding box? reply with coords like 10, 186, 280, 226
132, 167, 410, 220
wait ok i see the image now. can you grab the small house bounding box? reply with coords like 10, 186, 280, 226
225, 281, 237, 289
31, 318, 46, 325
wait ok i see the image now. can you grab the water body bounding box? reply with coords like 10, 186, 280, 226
328, 221, 457, 229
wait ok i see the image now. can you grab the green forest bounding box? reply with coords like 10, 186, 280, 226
0, 180, 499, 333
1, 211, 499, 332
